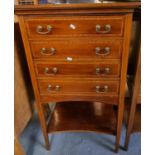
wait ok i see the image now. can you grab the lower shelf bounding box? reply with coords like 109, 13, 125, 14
47, 101, 117, 135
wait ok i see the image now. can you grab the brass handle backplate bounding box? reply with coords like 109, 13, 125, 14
96, 85, 109, 93
36, 25, 52, 34
95, 47, 110, 56
47, 84, 60, 92
40, 47, 56, 56
96, 67, 110, 75
96, 24, 111, 34
44, 67, 58, 75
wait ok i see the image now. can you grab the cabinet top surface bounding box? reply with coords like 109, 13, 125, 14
19, 0, 140, 4
15, 0, 141, 11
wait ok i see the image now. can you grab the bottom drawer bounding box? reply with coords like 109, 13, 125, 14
38, 79, 119, 94
38, 78, 119, 104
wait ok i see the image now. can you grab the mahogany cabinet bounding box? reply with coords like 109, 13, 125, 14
15, 0, 141, 152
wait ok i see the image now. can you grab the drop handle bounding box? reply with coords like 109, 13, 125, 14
36, 25, 52, 34
96, 67, 110, 75
55, 85, 61, 91
44, 67, 58, 75
40, 47, 56, 55
95, 47, 110, 56
96, 85, 109, 93
47, 84, 52, 91
47, 84, 60, 92
96, 24, 111, 34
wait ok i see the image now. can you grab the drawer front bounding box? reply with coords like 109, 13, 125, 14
25, 16, 124, 37
34, 61, 120, 78
30, 39, 122, 59
38, 79, 119, 95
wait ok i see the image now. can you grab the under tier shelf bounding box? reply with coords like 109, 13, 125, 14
47, 101, 117, 135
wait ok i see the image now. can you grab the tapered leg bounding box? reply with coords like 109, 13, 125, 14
115, 120, 122, 152
125, 46, 141, 150
115, 103, 125, 153
125, 102, 137, 150
43, 130, 50, 150
36, 102, 50, 149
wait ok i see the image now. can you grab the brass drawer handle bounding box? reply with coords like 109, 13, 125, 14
44, 67, 58, 75
96, 85, 109, 93
96, 24, 111, 34
40, 48, 56, 56
36, 25, 52, 34
95, 47, 110, 56
96, 67, 110, 75
47, 84, 61, 92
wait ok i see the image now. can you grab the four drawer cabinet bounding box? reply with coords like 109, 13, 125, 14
15, 1, 140, 152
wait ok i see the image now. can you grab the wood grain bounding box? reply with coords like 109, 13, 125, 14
38, 78, 119, 95
30, 38, 122, 59
47, 102, 117, 135
25, 16, 124, 38
115, 13, 133, 152
34, 60, 120, 78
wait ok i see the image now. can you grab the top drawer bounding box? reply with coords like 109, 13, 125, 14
25, 16, 124, 38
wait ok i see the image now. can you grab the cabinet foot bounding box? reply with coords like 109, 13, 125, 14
45, 143, 50, 150
115, 145, 119, 153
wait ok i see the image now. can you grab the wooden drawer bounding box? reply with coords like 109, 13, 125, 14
38, 79, 119, 95
30, 39, 122, 59
25, 16, 124, 37
34, 60, 120, 78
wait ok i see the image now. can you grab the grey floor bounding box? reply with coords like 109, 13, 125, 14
20, 114, 141, 155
